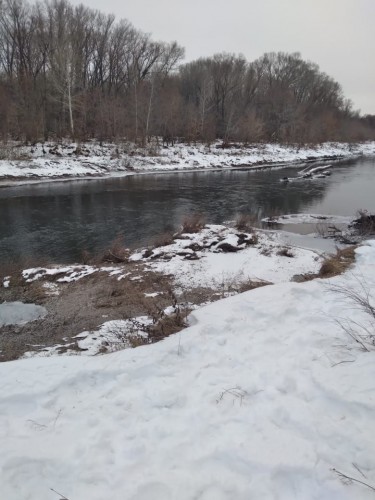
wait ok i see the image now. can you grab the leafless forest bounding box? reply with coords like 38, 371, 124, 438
1, 0, 374, 145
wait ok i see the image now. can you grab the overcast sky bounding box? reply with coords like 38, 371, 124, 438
72, 0, 375, 114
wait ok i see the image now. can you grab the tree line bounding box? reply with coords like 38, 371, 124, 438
0, 0, 374, 145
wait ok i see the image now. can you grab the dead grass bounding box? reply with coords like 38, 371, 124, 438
237, 279, 272, 293
181, 213, 206, 233
24, 282, 47, 303
0, 255, 52, 289
148, 310, 189, 343
318, 246, 356, 278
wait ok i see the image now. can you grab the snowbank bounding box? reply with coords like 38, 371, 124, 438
0, 141, 374, 183
1, 241, 375, 499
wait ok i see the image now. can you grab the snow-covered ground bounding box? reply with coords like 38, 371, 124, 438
133, 225, 322, 290
0, 140, 374, 183
1, 238, 375, 499
18, 225, 323, 357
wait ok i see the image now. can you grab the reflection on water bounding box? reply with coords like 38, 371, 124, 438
0, 157, 374, 263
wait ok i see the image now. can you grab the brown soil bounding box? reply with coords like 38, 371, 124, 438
0, 263, 176, 361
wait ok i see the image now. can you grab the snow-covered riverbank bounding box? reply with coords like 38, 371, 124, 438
1, 236, 375, 499
1, 140, 375, 185
2, 224, 327, 359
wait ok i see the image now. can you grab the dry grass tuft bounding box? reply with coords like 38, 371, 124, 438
238, 279, 272, 293
318, 246, 356, 278
234, 213, 257, 232
100, 234, 129, 263
152, 232, 175, 248
181, 214, 206, 233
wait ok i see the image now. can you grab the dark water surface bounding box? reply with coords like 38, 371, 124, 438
0, 157, 374, 264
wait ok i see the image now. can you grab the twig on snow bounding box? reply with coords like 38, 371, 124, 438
332, 468, 375, 493
50, 488, 70, 499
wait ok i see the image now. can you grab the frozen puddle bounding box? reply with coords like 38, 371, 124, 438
0, 302, 47, 327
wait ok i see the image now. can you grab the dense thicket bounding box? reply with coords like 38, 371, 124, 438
0, 0, 374, 144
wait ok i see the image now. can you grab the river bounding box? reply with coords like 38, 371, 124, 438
0, 157, 374, 264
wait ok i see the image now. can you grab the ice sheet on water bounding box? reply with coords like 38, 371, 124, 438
0, 301, 47, 326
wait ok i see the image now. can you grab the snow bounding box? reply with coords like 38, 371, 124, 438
263, 213, 352, 225
73, 317, 152, 356
0, 301, 47, 326
23, 265, 124, 283
2, 238, 375, 498
42, 282, 60, 296
23, 265, 98, 283
139, 225, 322, 290
0, 140, 374, 183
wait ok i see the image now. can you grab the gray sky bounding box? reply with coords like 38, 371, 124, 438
74, 0, 375, 114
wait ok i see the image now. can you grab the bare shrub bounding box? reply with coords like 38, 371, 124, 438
152, 232, 175, 248
146, 287, 190, 342
329, 277, 375, 351
81, 250, 91, 265
181, 213, 206, 233
0, 143, 31, 160
260, 246, 272, 257
234, 213, 257, 232
277, 246, 295, 258
102, 286, 190, 349
315, 222, 343, 239
100, 234, 129, 263
351, 209, 375, 236
115, 157, 134, 171
318, 246, 356, 278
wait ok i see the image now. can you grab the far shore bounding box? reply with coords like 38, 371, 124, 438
0, 140, 374, 188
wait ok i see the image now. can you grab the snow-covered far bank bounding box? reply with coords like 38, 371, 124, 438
0, 140, 374, 185
1, 240, 375, 499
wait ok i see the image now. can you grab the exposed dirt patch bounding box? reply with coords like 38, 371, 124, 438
0, 263, 176, 361
0, 258, 271, 361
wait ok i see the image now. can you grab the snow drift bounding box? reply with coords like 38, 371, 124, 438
0, 242, 375, 499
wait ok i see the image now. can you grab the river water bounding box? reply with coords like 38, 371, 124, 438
0, 157, 374, 264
